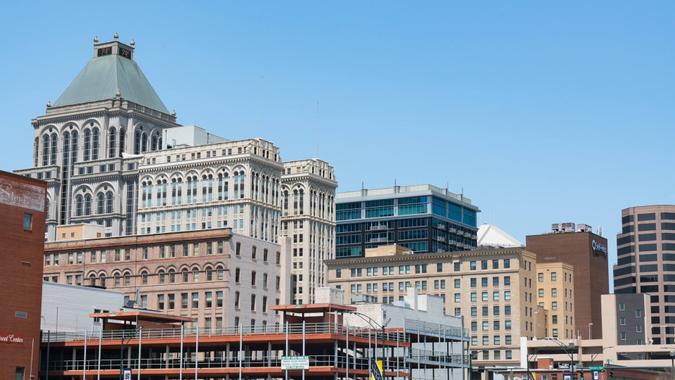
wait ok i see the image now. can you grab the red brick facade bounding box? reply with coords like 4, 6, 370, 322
0, 171, 46, 380
526, 231, 609, 339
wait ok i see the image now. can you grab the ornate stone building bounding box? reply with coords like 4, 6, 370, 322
15, 34, 337, 303
281, 159, 337, 304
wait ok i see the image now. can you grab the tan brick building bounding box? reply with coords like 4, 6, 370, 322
43, 226, 290, 330
535, 262, 575, 339
325, 245, 537, 369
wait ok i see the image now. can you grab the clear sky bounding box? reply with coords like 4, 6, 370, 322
1, 1, 674, 283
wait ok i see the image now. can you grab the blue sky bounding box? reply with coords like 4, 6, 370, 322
1, 1, 674, 281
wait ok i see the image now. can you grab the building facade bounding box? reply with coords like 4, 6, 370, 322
526, 223, 608, 339
325, 246, 537, 369
0, 170, 47, 380
43, 226, 291, 330
601, 293, 652, 346
280, 159, 337, 304
335, 185, 479, 258
535, 262, 575, 339
14, 35, 338, 304
614, 205, 675, 344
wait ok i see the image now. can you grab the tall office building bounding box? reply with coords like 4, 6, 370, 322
335, 184, 479, 258
0, 171, 47, 380
614, 205, 675, 344
280, 159, 337, 304
526, 223, 609, 339
14, 35, 337, 303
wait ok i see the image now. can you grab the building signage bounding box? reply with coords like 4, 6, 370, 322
0, 181, 45, 212
0, 333, 24, 344
370, 359, 383, 380
281, 356, 309, 370
592, 239, 608, 256
121, 368, 132, 380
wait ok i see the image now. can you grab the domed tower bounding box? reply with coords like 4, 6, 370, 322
16, 34, 180, 240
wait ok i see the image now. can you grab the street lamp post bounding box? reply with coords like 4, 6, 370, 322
669, 351, 675, 380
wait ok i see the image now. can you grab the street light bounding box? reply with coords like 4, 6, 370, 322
588, 323, 593, 340
669, 351, 675, 380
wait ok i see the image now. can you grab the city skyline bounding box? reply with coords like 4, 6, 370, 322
2, 1, 675, 278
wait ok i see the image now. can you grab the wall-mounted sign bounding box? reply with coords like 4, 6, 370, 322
0, 182, 45, 212
592, 239, 608, 256
0, 333, 24, 344
281, 356, 309, 370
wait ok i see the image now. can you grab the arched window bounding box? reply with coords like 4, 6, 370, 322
108, 127, 116, 158
119, 128, 125, 156
100, 274, 106, 287
92, 127, 99, 160
298, 188, 304, 214
141, 271, 148, 285
283, 190, 289, 213
168, 269, 176, 283
182, 269, 189, 282
238, 171, 245, 199
70, 131, 78, 165
114, 273, 121, 287
62, 132, 71, 165
193, 268, 200, 282
41, 134, 49, 166
106, 191, 113, 213
177, 178, 183, 204
84, 194, 92, 215
50, 134, 57, 165
134, 130, 141, 154
151, 132, 158, 151
223, 173, 230, 200
158, 270, 166, 284
123, 272, 131, 286
75, 195, 83, 216
217, 266, 224, 280
97, 193, 105, 214
206, 267, 213, 281
89, 274, 96, 286
141, 132, 148, 152
83, 129, 91, 161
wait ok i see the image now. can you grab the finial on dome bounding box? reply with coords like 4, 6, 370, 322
115, 88, 121, 98
171, 109, 177, 117
130, 39, 135, 47
113, 32, 119, 40
93, 35, 99, 43
47, 100, 52, 108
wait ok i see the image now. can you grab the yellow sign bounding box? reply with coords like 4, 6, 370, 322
370, 359, 383, 380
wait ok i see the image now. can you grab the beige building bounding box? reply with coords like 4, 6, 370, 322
280, 159, 337, 304
325, 245, 537, 369
43, 225, 290, 330
535, 262, 575, 339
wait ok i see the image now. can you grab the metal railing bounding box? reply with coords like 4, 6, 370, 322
43, 322, 408, 344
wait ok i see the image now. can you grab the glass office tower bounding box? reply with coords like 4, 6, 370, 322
336, 184, 479, 257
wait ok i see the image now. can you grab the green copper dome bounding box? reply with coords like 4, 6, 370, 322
54, 44, 169, 114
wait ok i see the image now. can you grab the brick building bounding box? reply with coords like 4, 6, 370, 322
526, 223, 609, 339
43, 226, 290, 330
0, 170, 47, 380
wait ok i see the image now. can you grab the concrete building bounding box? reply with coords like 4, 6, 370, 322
14, 34, 337, 304
614, 205, 675, 344
526, 223, 609, 339
325, 245, 538, 370
601, 293, 652, 346
42, 225, 290, 330
41, 282, 125, 332
0, 170, 47, 380
280, 159, 337, 304
535, 262, 575, 339
335, 184, 479, 258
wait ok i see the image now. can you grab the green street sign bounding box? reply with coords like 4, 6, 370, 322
589, 366, 604, 371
